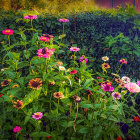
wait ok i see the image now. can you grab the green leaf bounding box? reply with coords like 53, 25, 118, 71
30, 132, 51, 137
59, 34, 66, 39
32, 33, 38, 44
79, 127, 89, 134
81, 104, 93, 109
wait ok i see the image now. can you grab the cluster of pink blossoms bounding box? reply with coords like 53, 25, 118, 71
40, 36, 50, 42
79, 56, 88, 63
37, 47, 55, 58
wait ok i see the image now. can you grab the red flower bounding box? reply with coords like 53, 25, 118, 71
47, 136, 52, 139
134, 116, 140, 122
70, 70, 77, 75
116, 136, 123, 140
2, 29, 14, 35
0, 94, 4, 97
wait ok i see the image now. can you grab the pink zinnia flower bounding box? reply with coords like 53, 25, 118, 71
119, 59, 127, 64
32, 112, 43, 120
59, 18, 69, 22
125, 82, 140, 93
13, 126, 21, 133
112, 92, 121, 100
137, 81, 140, 87
97, 77, 100, 79
40, 36, 50, 42
70, 70, 77, 75
37, 47, 55, 58
70, 47, 80, 52
101, 83, 114, 92
2, 29, 14, 35
79, 56, 88, 63
24, 15, 37, 19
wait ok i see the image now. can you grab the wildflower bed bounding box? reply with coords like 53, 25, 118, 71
0, 14, 140, 140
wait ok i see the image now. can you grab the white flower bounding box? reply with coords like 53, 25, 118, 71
102, 56, 109, 62
59, 66, 65, 71
121, 76, 130, 83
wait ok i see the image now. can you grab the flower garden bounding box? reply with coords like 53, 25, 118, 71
0, 3, 140, 140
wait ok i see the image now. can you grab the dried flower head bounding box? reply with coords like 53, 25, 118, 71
1, 79, 11, 87
13, 100, 23, 109
86, 90, 93, 95
75, 96, 82, 103
28, 78, 42, 90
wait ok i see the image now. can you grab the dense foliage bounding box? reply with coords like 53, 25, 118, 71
0, 6, 140, 140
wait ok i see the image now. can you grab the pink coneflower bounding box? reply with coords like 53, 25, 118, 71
32, 112, 43, 120
137, 81, 140, 87
79, 56, 88, 63
2, 29, 14, 35
97, 77, 100, 79
13, 126, 21, 133
59, 18, 69, 22
70, 70, 77, 75
24, 15, 37, 19
125, 82, 140, 93
37, 47, 55, 58
70, 47, 80, 52
112, 92, 121, 100
40, 36, 50, 42
101, 83, 114, 92
119, 58, 127, 64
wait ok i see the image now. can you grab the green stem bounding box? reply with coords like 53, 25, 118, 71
31, 19, 34, 35
57, 98, 59, 113
25, 44, 28, 58
112, 63, 123, 82
73, 52, 76, 68
74, 103, 78, 122
8, 35, 10, 47
45, 58, 47, 72
63, 23, 65, 34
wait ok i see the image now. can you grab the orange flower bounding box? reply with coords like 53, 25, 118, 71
1, 79, 11, 87
53, 92, 64, 99
56, 61, 63, 66
102, 63, 110, 69
119, 82, 126, 88
12, 84, 19, 88
13, 100, 23, 109
115, 78, 122, 83
28, 78, 42, 90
